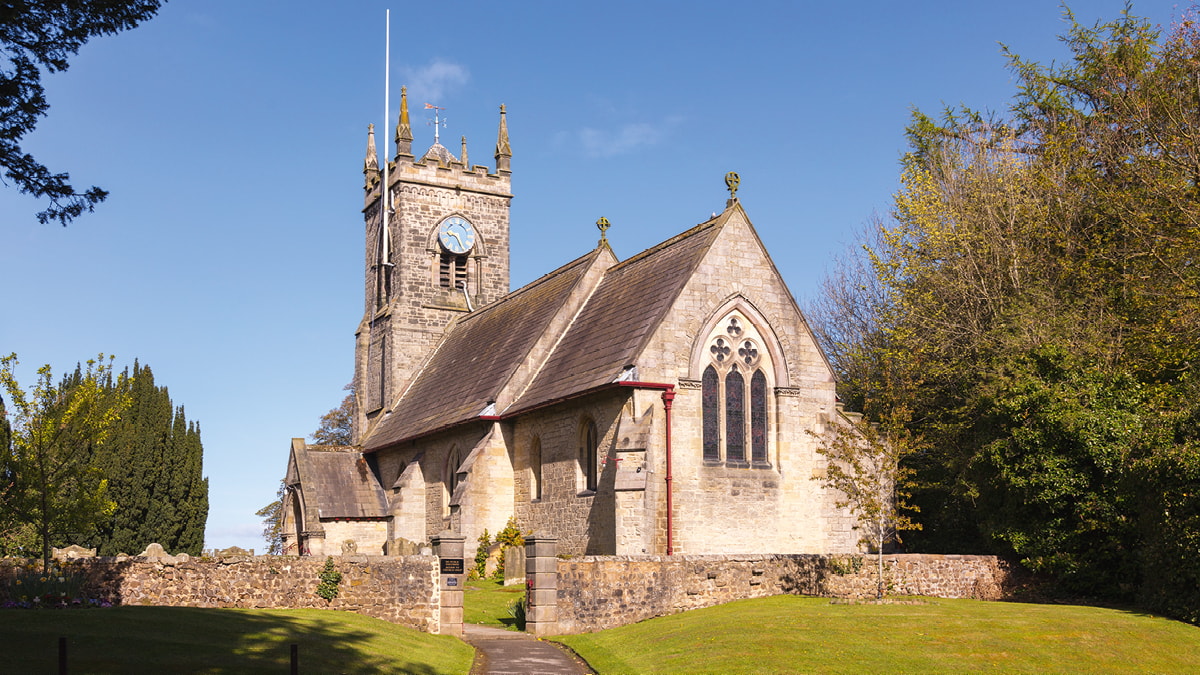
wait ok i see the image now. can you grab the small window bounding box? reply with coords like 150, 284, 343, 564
443, 446, 461, 517
529, 437, 542, 501
439, 253, 468, 289
579, 419, 598, 492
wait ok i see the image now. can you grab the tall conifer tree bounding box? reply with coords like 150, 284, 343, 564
82, 362, 208, 555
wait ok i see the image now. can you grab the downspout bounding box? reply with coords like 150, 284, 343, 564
662, 389, 676, 555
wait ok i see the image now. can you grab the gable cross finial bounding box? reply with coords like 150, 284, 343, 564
725, 171, 740, 201
597, 217, 611, 245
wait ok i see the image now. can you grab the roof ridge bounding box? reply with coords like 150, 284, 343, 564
608, 210, 728, 272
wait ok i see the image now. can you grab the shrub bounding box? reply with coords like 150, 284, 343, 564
315, 557, 342, 602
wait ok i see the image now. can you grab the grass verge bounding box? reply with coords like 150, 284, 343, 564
553, 595, 1200, 674
0, 606, 473, 674
463, 577, 524, 629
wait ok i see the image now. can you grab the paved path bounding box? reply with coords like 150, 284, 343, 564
461, 624, 593, 675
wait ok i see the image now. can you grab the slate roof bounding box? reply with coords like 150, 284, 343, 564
511, 215, 724, 411
296, 445, 388, 518
362, 208, 729, 450
363, 250, 600, 451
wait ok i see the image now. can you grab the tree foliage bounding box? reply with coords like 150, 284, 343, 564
0, 354, 127, 570
311, 389, 353, 446
809, 7, 1200, 620
1, 0, 163, 225
256, 480, 285, 555
79, 361, 208, 556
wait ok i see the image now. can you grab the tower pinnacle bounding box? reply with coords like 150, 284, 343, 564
494, 104, 511, 173
364, 123, 379, 188
395, 86, 413, 157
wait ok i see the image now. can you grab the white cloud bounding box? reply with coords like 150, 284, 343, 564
400, 59, 469, 105
576, 116, 684, 158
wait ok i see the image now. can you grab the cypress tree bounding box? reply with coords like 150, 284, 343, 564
82, 362, 208, 555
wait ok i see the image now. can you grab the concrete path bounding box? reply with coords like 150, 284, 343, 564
461, 623, 593, 675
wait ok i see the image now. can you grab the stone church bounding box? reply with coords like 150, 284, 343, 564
279, 91, 861, 559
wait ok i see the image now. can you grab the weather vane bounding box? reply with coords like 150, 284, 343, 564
725, 171, 740, 200
597, 217, 611, 245
425, 103, 446, 144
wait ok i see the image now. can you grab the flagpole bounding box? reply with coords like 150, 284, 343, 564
381, 10, 392, 271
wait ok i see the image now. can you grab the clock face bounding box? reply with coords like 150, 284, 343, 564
437, 216, 477, 254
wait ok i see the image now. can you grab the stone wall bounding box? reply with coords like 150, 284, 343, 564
0, 554, 441, 633
552, 553, 1021, 634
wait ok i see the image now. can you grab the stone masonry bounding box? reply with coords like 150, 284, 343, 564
551, 553, 1022, 634
0, 554, 441, 633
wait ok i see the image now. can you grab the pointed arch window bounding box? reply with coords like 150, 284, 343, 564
443, 446, 462, 518
725, 367, 746, 463
699, 312, 773, 468
702, 366, 720, 461
579, 418, 598, 493
751, 370, 768, 464
529, 436, 543, 502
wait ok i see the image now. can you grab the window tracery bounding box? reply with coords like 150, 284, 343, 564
699, 311, 773, 467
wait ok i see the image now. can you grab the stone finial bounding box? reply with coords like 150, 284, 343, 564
494, 103, 511, 172
395, 85, 414, 157
596, 217, 611, 246
364, 123, 379, 182
460, 135, 469, 168
725, 171, 740, 205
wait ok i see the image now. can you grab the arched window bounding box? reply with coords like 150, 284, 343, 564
579, 418, 598, 492
529, 437, 543, 501
751, 369, 768, 464
725, 367, 746, 463
698, 311, 774, 468
702, 366, 720, 461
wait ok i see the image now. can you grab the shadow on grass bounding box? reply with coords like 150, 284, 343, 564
0, 606, 463, 674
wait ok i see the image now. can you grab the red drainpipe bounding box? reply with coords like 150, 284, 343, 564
661, 389, 676, 555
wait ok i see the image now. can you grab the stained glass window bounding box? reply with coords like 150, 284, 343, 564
751, 369, 767, 464
726, 367, 745, 463
702, 365, 720, 461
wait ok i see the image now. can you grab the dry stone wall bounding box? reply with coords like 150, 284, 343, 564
0, 554, 440, 633
553, 553, 1021, 634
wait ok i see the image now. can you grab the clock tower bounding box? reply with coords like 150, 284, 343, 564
354, 88, 513, 438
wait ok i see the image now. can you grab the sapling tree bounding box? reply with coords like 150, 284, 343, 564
812, 413, 920, 599
0, 354, 129, 571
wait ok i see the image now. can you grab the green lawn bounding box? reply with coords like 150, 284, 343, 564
463, 576, 525, 628
5, 595, 1198, 674
0, 606, 473, 674
554, 596, 1200, 674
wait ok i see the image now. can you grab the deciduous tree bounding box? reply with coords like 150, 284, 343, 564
0, 354, 127, 570
810, 6, 1200, 619
811, 414, 920, 599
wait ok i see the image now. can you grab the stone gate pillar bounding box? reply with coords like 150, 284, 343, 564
432, 530, 466, 637
524, 533, 558, 636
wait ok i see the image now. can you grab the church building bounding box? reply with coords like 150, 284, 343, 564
279, 92, 861, 559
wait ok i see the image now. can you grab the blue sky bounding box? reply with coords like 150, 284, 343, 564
0, 1, 1183, 551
